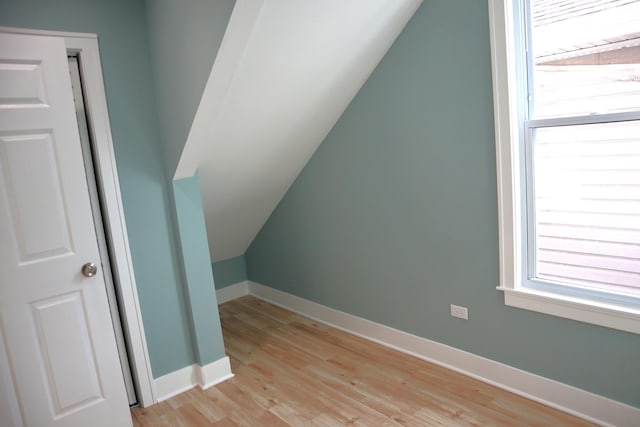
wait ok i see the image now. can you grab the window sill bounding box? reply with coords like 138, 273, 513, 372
497, 287, 640, 334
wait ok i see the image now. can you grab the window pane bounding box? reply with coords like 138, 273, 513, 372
531, 120, 640, 296
529, 0, 640, 118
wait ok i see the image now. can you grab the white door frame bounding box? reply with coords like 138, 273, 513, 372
0, 26, 156, 406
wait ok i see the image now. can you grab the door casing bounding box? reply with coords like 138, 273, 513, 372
0, 26, 156, 407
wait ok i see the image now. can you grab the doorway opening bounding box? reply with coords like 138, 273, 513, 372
67, 54, 137, 406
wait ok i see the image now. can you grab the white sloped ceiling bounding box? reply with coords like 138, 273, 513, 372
176, 0, 422, 261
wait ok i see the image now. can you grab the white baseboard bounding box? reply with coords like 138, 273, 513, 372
247, 281, 640, 427
196, 356, 234, 389
153, 365, 196, 402
153, 356, 234, 402
216, 281, 249, 304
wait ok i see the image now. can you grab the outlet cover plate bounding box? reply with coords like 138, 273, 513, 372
450, 304, 468, 320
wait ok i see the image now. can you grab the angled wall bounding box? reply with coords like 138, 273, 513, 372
179, 0, 423, 262
144, 0, 236, 175
246, 0, 640, 409
212, 255, 247, 290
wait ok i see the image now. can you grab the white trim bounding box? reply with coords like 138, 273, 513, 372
0, 27, 156, 407
216, 281, 249, 304
196, 357, 234, 390
153, 365, 198, 403
63, 33, 156, 407
526, 110, 640, 128
248, 281, 640, 427
499, 287, 640, 334
153, 357, 234, 402
0, 25, 95, 39
487, 0, 522, 297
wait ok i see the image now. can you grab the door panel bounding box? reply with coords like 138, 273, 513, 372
0, 318, 24, 427
32, 292, 103, 414
0, 132, 74, 262
0, 32, 132, 427
0, 60, 47, 106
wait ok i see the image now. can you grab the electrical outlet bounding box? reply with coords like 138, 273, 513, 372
450, 304, 468, 320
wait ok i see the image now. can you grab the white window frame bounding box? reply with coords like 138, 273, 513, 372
487, 0, 640, 334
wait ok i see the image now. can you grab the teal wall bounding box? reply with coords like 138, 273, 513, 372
0, 0, 196, 377
173, 174, 225, 364
246, 0, 640, 408
144, 0, 235, 372
145, 0, 235, 175
212, 255, 247, 289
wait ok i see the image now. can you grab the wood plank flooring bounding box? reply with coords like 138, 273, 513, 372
131, 296, 595, 426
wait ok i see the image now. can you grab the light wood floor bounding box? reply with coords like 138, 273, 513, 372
131, 296, 595, 426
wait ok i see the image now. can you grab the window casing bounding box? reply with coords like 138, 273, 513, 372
488, 0, 640, 334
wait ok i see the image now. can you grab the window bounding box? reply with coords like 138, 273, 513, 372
488, 0, 640, 333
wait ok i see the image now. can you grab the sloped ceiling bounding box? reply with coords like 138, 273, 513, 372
176, 0, 422, 261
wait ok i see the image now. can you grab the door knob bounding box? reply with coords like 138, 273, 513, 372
81, 262, 98, 277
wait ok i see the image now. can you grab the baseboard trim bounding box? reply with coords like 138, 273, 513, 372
153, 356, 234, 402
153, 365, 196, 403
196, 356, 234, 390
216, 281, 249, 304
247, 281, 639, 427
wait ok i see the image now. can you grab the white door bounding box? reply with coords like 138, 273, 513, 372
0, 33, 132, 427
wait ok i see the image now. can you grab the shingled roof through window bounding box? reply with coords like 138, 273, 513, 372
530, 0, 640, 61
